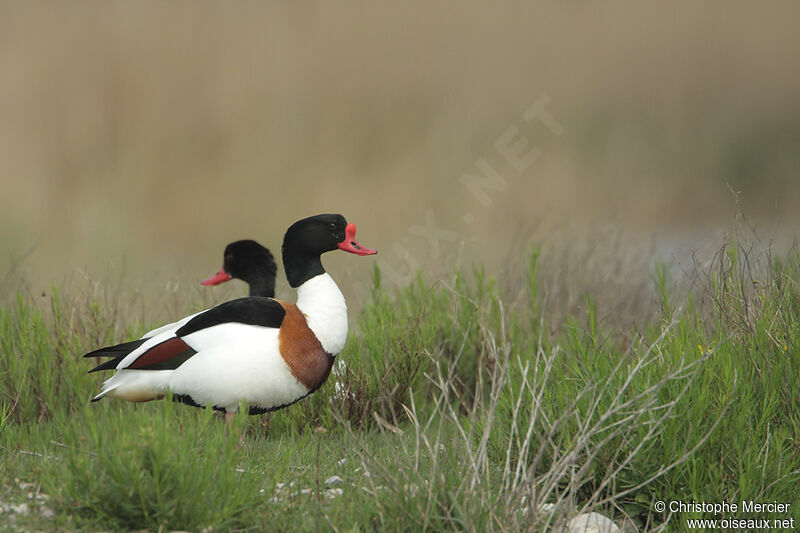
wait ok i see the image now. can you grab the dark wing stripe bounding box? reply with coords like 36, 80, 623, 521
175, 297, 286, 337
87, 338, 197, 373
86, 338, 149, 373
128, 338, 197, 371
89, 356, 126, 373
83, 338, 147, 359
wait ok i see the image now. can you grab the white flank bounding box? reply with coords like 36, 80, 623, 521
295, 273, 348, 355
93, 369, 173, 402
168, 323, 307, 410
96, 323, 307, 411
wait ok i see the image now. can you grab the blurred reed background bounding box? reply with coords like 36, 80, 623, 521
1, 2, 799, 315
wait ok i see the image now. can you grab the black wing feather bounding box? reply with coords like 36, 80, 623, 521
84, 338, 148, 373
83, 338, 148, 359
175, 297, 286, 337
88, 357, 124, 373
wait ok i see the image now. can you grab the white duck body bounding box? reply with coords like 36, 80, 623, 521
85, 214, 375, 415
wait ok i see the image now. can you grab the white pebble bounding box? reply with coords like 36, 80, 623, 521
567, 512, 620, 533
10, 503, 30, 516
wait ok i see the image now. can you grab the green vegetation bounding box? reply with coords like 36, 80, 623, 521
1, 240, 799, 532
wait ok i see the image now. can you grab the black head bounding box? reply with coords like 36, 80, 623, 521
202, 240, 277, 297
282, 214, 377, 288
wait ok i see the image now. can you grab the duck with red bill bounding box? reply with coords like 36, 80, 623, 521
85, 214, 377, 420
202, 269, 231, 286
337, 223, 377, 256
201, 240, 278, 298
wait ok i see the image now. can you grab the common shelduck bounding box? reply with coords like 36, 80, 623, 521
84, 214, 376, 418
201, 239, 277, 298
137, 240, 277, 341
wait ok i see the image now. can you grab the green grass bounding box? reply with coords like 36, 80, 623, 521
46, 401, 262, 531
1, 238, 799, 532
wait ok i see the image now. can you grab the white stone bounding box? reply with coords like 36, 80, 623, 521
566, 512, 620, 533
10, 503, 30, 516
325, 475, 343, 486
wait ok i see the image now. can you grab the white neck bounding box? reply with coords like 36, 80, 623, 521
295, 273, 348, 355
